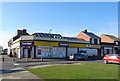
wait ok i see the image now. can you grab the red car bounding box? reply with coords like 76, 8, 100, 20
102, 54, 120, 64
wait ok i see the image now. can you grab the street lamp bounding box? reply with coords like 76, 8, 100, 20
49, 29, 52, 60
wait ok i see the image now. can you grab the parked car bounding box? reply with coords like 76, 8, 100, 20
102, 54, 120, 64
69, 53, 88, 61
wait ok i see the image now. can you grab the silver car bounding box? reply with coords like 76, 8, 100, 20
69, 53, 88, 61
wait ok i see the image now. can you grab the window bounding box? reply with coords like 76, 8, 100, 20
115, 42, 118, 45
94, 39, 97, 44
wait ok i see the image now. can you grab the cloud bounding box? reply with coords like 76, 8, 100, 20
0, 30, 16, 48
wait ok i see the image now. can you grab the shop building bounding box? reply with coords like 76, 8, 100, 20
100, 34, 120, 55
8, 29, 93, 59
75, 30, 101, 57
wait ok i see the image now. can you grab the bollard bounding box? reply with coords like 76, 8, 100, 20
41, 57, 43, 61
26, 57, 28, 62
2, 57, 4, 62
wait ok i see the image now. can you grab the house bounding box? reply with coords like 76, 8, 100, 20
8, 29, 29, 57
75, 30, 101, 57
100, 34, 120, 54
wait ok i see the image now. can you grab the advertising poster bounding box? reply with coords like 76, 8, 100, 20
37, 46, 50, 57
51, 47, 66, 58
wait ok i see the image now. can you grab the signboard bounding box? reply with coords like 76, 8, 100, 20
59, 43, 69, 47
91, 45, 101, 48
36, 46, 50, 57
104, 47, 113, 49
69, 43, 87, 48
34, 41, 58, 46
20, 42, 34, 46
38, 49, 42, 55
87, 45, 91, 48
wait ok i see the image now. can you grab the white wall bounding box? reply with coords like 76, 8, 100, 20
11, 42, 20, 49
17, 48, 20, 58
11, 42, 20, 58
31, 47, 34, 58
91, 39, 94, 44
21, 35, 34, 40
97, 39, 100, 44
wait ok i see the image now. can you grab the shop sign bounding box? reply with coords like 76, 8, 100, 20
34, 41, 58, 47
91, 45, 101, 48
104, 47, 112, 49
59, 43, 69, 47
69, 43, 87, 48
20, 42, 34, 46
87, 45, 91, 48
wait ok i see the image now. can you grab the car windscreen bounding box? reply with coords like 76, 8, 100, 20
74, 54, 79, 56
117, 54, 120, 57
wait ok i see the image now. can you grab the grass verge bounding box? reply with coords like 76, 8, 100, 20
28, 62, 119, 81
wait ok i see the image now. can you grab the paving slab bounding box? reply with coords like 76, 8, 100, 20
2, 67, 41, 79
1, 55, 43, 80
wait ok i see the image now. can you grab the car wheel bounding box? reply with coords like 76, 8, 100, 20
103, 60, 108, 64
85, 58, 88, 61
75, 58, 78, 61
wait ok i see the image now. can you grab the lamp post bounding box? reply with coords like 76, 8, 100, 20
49, 29, 52, 61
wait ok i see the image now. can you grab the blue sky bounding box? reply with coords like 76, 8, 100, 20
0, 2, 118, 48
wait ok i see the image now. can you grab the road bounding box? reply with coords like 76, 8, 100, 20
13, 56, 103, 69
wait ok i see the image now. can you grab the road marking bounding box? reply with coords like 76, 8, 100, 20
14, 63, 19, 65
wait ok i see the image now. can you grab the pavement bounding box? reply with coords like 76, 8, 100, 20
1, 55, 43, 81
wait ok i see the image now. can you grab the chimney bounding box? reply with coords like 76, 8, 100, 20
17, 29, 28, 35
23, 29, 26, 32
84, 29, 87, 33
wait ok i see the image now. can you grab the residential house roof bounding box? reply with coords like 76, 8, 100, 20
103, 34, 118, 41
83, 32, 100, 39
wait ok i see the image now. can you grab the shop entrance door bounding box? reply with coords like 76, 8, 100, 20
23, 48, 31, 58
116, 49, 120, 54
106, 49, 110, 54
97, 49, 101, 57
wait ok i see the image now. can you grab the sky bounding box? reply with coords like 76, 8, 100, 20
0, 2, 118, 48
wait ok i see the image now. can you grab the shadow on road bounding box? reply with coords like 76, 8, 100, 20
0, 69, 25, 74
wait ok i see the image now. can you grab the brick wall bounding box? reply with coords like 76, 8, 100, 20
75, 32, 90, 41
